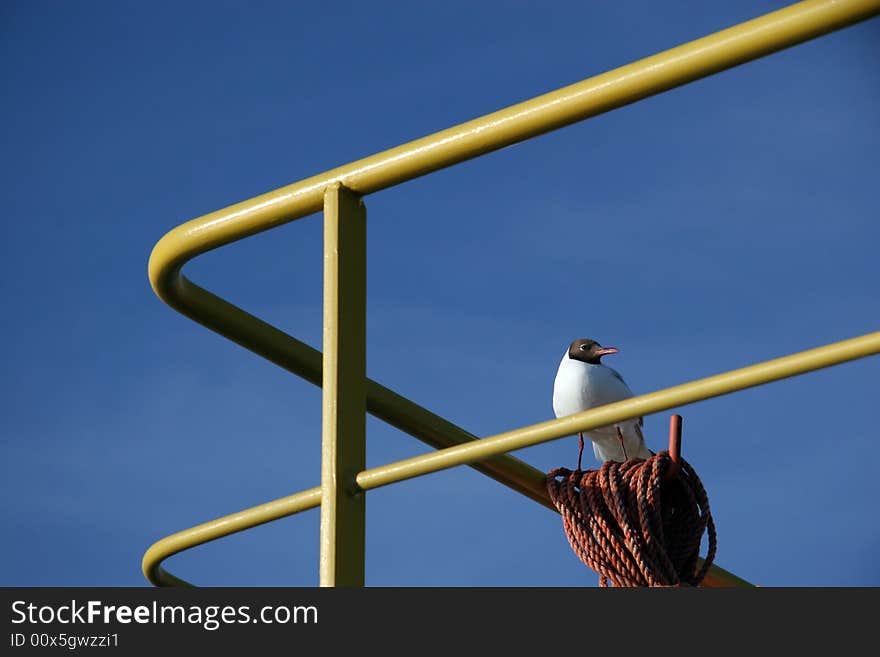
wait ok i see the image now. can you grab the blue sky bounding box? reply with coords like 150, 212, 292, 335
1, 0, 878, 587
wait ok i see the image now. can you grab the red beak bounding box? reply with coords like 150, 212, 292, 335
594, 346, 619, 357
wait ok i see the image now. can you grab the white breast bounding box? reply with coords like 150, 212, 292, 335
552, 352, 634, 418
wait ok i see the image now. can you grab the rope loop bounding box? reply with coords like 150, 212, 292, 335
547, 451, 716, 587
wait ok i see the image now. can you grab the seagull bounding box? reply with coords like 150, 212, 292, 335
552, 338, 651, 468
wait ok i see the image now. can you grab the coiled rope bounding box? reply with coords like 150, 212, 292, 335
546, 417, 716, 587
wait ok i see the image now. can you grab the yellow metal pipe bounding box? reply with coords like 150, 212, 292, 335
140, 484, 743, 587
355, 332, 880, 491
320, 185, 367, 586
149, 0, 880, 292
142, 487, 321, 587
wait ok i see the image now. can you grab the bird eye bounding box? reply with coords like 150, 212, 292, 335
580, 344, 588, 351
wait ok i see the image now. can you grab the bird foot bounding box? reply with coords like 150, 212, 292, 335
577, 433, 585, 472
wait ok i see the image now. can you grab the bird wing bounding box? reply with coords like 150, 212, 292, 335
606, 366, 627, 385
607, 366, 643, 427
634, 422, 645, 443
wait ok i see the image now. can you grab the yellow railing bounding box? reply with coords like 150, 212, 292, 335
144, 0, 880, 588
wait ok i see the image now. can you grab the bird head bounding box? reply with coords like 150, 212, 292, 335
568, 338, 619, 364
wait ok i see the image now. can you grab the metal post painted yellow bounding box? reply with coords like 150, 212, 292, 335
320, 184, 367, 587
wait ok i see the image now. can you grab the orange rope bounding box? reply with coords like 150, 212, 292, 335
546, 452, 716, 587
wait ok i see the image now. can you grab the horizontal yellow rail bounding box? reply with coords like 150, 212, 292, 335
355, 333, 880, 491
145, 0, 880, 588
150, 0, 880, 284
141, 487, 753, 588
143, 488, 321, 587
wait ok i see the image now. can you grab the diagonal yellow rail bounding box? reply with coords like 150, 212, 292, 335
144, 0, 880, 587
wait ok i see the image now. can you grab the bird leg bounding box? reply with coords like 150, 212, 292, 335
616, 427, 629, 461
577, 432, 585, 472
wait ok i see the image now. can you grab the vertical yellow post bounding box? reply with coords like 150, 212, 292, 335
320, 183, 367, 587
